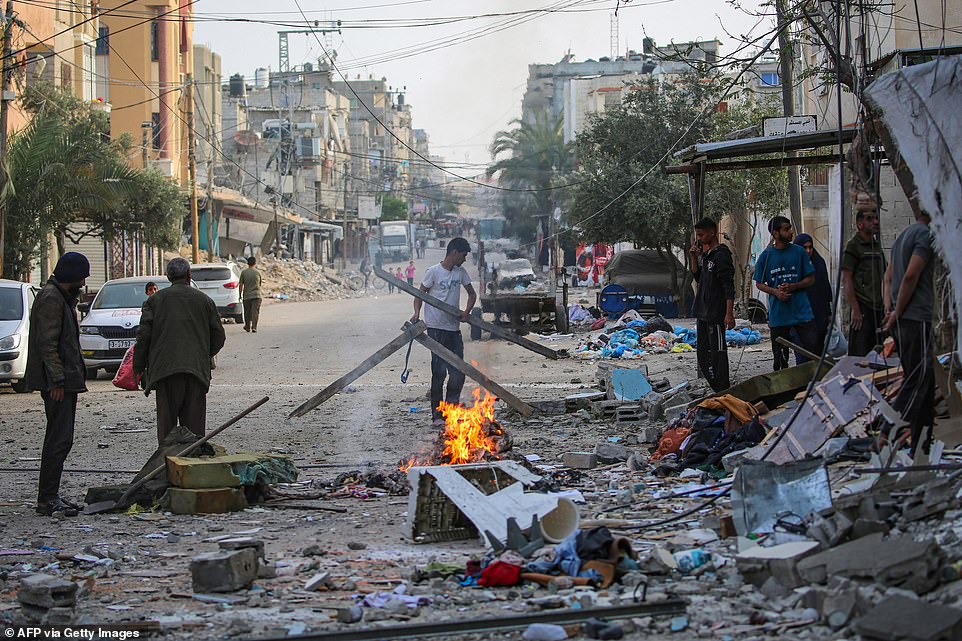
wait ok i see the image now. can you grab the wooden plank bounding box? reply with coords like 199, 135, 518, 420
414, 332, 535, 417
375, 266, 566, 360
288, 322, 427, 418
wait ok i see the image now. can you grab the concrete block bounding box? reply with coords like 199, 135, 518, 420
853, 595, 962, 641
615, 404, 645, 423
593, 442, 631, 464
168, 487, 248, 515
336, 605, 364, 623
217, 537, 265, 561
17, 574, 78, 609
796, 533, 943, 593
190, 548, 259, 593
636, 426, 662, 444
562, 452, 598, 469
167, 456, 243, 488
305, 572, 334, 591
735, 541, 821, 588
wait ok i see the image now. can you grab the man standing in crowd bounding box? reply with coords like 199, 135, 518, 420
134, 258, 226, 444
754, 216, 817, 370
689, 218, 736, 392
795, 234, 833, 351
239, 256, 262, 333
410, 237, 477, 427
25, 252, 90, 516
842, 209, 886, 356
883, 209, 935, 455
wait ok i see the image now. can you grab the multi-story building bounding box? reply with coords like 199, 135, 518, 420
98, 0, 194, 184
192, 44, 221, 188
522, 38, 723, 143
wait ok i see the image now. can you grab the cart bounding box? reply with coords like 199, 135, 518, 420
471, 292, 568, 340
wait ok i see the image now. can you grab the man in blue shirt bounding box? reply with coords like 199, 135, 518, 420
753, 216, 818, 371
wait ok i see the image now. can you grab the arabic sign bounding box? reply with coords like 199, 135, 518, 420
763, 115, 818, 137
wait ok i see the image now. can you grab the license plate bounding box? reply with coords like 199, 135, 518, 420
109, 340, 134, 350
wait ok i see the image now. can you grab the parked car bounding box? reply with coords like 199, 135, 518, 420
78, 276, 191, 378
0, 279, 39, 392
191, 262, 244, 324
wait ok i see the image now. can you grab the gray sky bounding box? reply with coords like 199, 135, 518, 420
194, 0, 768, 168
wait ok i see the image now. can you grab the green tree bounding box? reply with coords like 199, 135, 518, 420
380, 195, 408, 221
487, 110, 573, 242
2, 83, 185, 279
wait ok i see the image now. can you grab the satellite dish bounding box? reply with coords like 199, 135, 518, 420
233, 130, 258, 147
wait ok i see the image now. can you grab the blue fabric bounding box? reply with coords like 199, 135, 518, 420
753, 245, 815, 328
726, 328, 761, 346
674, 326, 698, 346
526, 530, 602, 582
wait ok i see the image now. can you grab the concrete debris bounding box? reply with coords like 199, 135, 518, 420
189, 548, 260, 593
18, 574, 79, 609
853, 595, 962, 641
562, 452, 599, 469
735, 541, 821, 589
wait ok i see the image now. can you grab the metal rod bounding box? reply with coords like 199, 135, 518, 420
272, 600, 687, 641
0, 468, 140, 474
853, 463, 962, 475
775, 336, 837, 365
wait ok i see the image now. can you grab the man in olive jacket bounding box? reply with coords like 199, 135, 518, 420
25, 252, 90, 516
134, 258, 226, 444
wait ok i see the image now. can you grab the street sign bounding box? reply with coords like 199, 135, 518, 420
763, 115, 818, 137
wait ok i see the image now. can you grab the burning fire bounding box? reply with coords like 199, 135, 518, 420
400, 388, 510, 471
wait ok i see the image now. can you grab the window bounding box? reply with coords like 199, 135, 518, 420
151, 112, 161, 149
150, 22, 159, 62
760, 72, 780, 87
96, 26, 109, 55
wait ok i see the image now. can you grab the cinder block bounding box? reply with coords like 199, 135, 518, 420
17, 574, 78, 609
736, 541, 821, 588
637, 426, 663, 444
594, 442, 631, 463
190, 548, 259, 593
562, 452, 598, 469
168, 487, 248, 515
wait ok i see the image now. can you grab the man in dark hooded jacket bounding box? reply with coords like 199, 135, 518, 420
134, 258, 226, 444
25, 252, 90, 516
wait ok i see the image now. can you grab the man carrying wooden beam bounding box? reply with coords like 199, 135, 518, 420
409, 237, 477, 426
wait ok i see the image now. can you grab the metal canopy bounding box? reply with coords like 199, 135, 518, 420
675, 127, 858, 163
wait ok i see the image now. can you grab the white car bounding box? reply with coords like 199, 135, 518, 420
192, 262, 244, 323
79, 276, 187, 378
0, 279, 39, 393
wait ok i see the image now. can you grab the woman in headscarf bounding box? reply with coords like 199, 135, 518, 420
794, 233, 833, 352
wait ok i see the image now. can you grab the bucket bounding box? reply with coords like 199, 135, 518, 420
539, 498, 580, 543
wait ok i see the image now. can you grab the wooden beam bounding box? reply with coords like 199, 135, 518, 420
288, 322, 427, 418
414, 331, 535, 417
375, 266, 566, 360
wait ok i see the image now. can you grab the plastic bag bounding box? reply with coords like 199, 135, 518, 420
112, 344, 140, 391
827, 324, 848, 358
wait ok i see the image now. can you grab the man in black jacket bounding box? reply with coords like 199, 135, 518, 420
25, 252, 90, 516
689, 218, 736, 392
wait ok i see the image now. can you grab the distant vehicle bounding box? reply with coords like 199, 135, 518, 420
379, 221, 412, 262
192, 262, 244, 324
495, 259, 537, 290
78, 276, 196, 378
600, 249, 690, 318
0, 279, 39, 393
477, 217, 505, 241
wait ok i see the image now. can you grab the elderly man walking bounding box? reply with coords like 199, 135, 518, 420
25, 252, 90, 516
134, 258, 226, 444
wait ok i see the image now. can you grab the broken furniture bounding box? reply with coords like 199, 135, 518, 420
406, 461, 579, 548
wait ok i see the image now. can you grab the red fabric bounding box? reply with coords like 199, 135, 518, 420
590, 317, 607, 331
650, 426, 691, 461
478, 561, 521, 587
112, 345, 141, 391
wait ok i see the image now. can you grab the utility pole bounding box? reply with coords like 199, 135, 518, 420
0, 1, 15, 278
186, 74, 200, 264
272, 196, 280, 255
206, 157, 215, 261
775, 0, 803, 231
341, 162, 349, 270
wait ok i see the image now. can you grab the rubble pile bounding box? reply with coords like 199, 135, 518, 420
257, 257, 367, 303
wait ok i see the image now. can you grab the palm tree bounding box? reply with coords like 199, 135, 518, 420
2, 103, 139, 279
487, 110, 573, 241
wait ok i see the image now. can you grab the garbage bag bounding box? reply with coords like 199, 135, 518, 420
112, 345, 140, 391
827, 324, 848, 358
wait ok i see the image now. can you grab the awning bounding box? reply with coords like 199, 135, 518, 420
298, 219, 343, 240
675, 127, 859, 163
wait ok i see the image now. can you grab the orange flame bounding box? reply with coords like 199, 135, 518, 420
439, 388, 500, 465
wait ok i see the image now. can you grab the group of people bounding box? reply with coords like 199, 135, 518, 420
387, 261, 418, 293
26, 253, 266, 516
691, 206, 935, 455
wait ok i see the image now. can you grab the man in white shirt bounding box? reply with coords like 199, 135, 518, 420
410, 237, 477, 425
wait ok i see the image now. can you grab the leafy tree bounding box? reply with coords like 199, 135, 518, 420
2, 83, 184, 279
487, 110, 574, 242
380, 195, 408, 221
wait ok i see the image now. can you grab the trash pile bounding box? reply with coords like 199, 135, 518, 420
573, 309, 763, 359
